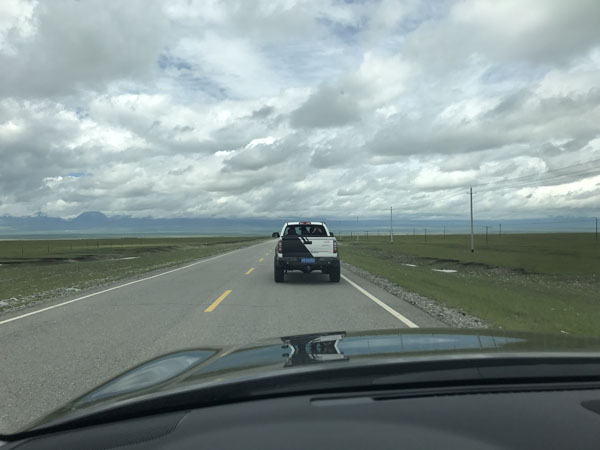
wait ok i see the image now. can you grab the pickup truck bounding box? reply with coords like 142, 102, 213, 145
272, 221, 340, 283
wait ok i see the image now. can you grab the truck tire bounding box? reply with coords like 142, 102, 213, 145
274, 261, 284, 283
329, 264, 340, 282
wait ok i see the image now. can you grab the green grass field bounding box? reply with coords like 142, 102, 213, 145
0, 237, 265, 313
339, 233, 600, 336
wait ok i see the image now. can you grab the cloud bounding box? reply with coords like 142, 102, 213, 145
1, 0, 599, 220
0, 0, 167, 98
449, 0, 600, 63
0, 0, 37, 55
367, 78, 600, 159
290, 85, 361, 128
403, 0, 600, 70
413, 168, 478, 190
251, 105, 275, 119
222, 137, 291, 172
289, 52, 414, 129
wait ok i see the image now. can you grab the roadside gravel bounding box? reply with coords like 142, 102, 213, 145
342, 262, 488, 328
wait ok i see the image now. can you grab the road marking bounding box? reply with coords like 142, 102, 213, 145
205, 290, 232, 312
341, 274, 419, 328
0, 241, 270, 326
245, 267, 255, 275
259, 257, 264, 262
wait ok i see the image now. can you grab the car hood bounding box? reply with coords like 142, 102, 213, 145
29, 328, 600, 432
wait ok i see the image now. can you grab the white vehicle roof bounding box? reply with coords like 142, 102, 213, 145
284, 221, 325, 226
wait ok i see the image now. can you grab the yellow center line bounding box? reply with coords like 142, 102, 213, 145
259, 257, 264, 262
205, 290, 232, 312
245, 267, 255, 275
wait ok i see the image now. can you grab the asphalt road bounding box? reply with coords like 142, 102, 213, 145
0, 239, 444, 434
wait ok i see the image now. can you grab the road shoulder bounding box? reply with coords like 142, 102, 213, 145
342, 262, 487, 329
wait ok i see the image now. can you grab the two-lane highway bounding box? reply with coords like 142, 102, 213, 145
0, 240, 443, 433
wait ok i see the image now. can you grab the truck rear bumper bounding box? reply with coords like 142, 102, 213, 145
276, 256, 339, 272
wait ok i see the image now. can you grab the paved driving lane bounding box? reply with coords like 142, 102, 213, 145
0, 240, 443, 433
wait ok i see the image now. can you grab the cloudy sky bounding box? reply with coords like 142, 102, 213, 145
1, 0, 599, 220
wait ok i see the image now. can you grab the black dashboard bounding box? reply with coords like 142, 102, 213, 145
5, 384, 600, 450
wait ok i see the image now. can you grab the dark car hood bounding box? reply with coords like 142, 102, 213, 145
29, 328, 600, 432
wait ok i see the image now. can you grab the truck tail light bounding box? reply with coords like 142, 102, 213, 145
277, 241, 283, 254
333, 240, 338, 253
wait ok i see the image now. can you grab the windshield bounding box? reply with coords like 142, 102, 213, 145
1, 0, 599, 436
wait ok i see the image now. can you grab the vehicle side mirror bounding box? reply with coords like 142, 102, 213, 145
272, 232, 280, 238
329, 232, 334, 236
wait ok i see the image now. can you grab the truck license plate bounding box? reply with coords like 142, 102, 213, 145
301, 258, 315, 263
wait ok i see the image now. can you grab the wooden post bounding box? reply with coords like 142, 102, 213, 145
470, 187, 474, 253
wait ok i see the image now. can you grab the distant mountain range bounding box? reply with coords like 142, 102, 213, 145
0, 211, 596, 237
0, 212, 282, 237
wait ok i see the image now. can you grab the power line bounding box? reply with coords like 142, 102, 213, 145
478, 167, 600, 191
392, 158, 600, 204
471, 158, 600, 189
475, 157, 600, 186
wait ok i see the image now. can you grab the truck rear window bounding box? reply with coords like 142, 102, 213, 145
284, 225, 327, 236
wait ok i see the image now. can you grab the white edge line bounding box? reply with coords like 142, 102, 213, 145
0, 241, 269, 326
341, 274, 419, 328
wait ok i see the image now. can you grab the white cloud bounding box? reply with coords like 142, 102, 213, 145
171, 34, 281, 99
347, 52, 416, 108
0, 0, 167, 97
0, 0, 599, 220
0, 0, 37, 55
413, 168, 477, 190
404, 0, 600, 68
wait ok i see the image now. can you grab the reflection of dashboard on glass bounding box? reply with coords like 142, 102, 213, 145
281, 332, 348, 367
7, 383, 600, 449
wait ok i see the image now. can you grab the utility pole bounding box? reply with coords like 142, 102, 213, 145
413, 227, 415, 237
499, 224, 501, 237
424, 228, 427, 242
356, 216, 359, 241
390, 206, 393, 243
469, 187, 474, 253
443, 226, 446, 237
485, 225, 489, 243
596, 217, 598, 241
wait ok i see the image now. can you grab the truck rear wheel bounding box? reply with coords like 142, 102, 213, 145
274, 261, 284, 283
329, 264, 340, 282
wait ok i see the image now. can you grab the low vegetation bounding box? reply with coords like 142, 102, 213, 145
339, 233, 600, 336
0, 237, 265, 313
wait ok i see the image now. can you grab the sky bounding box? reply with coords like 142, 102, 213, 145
0, 0, 599, 220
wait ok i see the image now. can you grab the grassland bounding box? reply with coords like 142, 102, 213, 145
0, 236, 265, 313
339, 233, 600, 336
